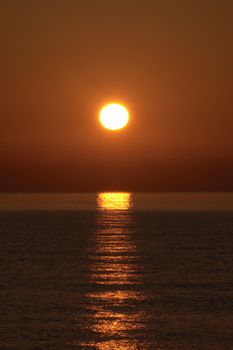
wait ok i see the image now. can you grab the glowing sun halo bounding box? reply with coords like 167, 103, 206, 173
99, 103, 129, 131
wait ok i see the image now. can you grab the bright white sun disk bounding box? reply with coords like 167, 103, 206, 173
99, 103, 129, 131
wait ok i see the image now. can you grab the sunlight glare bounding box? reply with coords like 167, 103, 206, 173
97, 193, 132, 211
99, 104, 129, 131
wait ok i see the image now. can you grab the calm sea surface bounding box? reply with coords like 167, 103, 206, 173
0, 193, 233, 349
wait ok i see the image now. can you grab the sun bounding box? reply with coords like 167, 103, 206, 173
99, 103, 129, 131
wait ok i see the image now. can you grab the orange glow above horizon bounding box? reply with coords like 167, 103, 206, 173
99, 103, 129, 131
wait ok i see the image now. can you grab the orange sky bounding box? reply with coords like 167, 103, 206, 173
0, 0, 233, 191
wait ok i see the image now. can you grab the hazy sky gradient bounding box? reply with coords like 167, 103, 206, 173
1, 0, 233, 191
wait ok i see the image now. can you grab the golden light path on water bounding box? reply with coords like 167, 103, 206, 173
97, 192, 132, 211
78, 193, 151, 349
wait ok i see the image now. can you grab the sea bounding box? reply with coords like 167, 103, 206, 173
0, 192, 233, 350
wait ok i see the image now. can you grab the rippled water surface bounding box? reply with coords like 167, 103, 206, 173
0, 193, 233, 349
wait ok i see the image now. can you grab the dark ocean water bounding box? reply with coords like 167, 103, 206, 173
0, 193, 233, 349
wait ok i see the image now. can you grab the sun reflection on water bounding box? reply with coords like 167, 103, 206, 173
77, 192, 150, 349
97, 192, 132, 211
